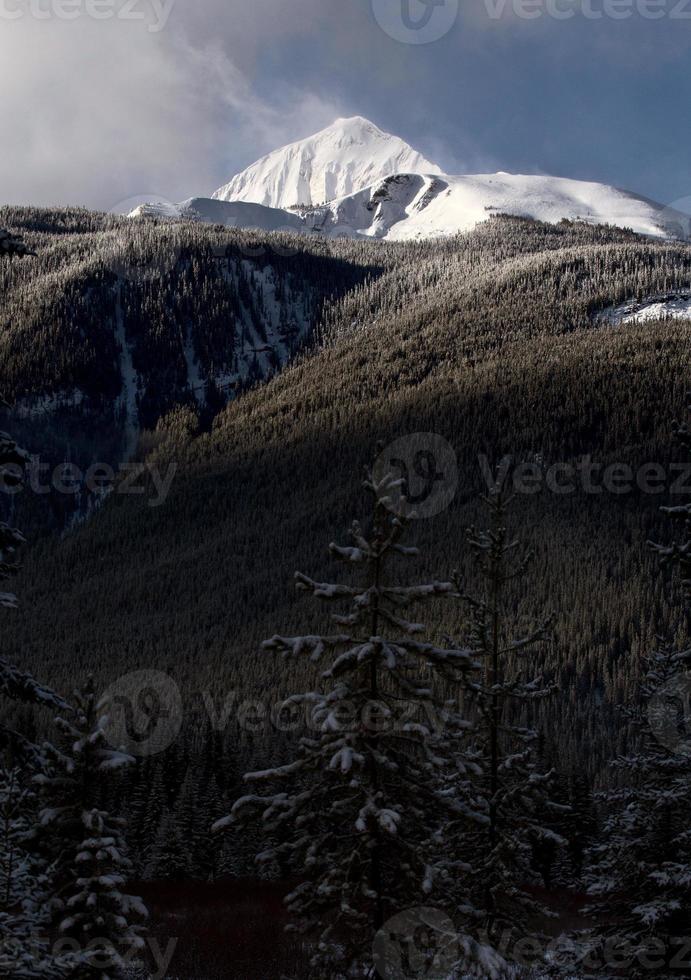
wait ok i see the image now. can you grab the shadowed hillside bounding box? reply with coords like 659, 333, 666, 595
3, 215, 689, 785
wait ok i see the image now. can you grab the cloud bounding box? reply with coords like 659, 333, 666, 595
1, 0, 689, 208
0, 2, 342, 208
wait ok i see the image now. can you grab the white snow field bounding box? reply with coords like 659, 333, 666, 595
304, 170, 677, 241
131, 116, 687, 242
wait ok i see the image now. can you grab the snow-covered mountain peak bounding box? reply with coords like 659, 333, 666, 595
324, 116, 393, 144
131, 118, 685, 244
212, 116, 441, 210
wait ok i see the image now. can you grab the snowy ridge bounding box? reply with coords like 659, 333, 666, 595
131, 170, 679, 242
129, 197, 304, 233
131, 173, 678, 241
130, 116, 685, 241
308, 171, 678, 241
212, 116, 441, 209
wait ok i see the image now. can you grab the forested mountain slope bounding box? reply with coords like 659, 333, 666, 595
4, 215, 691, 781
0, 205, 380, 443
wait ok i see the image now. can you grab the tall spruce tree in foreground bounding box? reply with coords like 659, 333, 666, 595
0, 231, 69, 977
450, 488, 565, 960
587, 399, 691, 978
35, 678, 148, 980
0, 422, 67, 763
0, 232, 64, 762
217, 466, 486, 978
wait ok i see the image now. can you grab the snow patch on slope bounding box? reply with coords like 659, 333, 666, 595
182, 327, 205, 406
602, 293, 691, 324
115, 292, 139, 459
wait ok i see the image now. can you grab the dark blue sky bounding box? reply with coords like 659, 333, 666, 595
2, 0, 689, 209
243, 0, 690, 206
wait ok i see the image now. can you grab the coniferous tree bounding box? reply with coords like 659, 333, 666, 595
127, 761, 166, 877
587, 400, 691, 977
216, 465, 481, 978
1, 232, 70, 977
0, 768, 55, 979
652, 397, 691, 613
563, 771, 597, 885
0, 769, 36, 911
1, 235, 65, 758
587, 641, 691, 977
145, 810, 192, 882
0, 423, 67, 763
35, 678, 148, 979
450, 487, 566, 959
197, 773, 225, 880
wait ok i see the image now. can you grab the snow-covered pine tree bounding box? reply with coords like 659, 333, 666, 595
450, 487, 566, 958
587, 399, 691, 977
1, 769, 36, 911
0, 236, 66, 761
586, 641, 691, 977
0, 430, 67, 762
0, 767, 55, 979
35, 677, 148, 979
216, 465, 480, 978
0, 233, 68, 978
